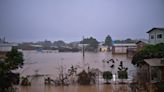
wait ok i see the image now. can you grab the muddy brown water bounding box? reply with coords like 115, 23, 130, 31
15, 50, 136, 92
17, 85, 130, 92
16, 76, 130, 92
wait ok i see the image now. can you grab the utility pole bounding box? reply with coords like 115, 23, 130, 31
82, 36, 85, 60
82, 36, 86, 70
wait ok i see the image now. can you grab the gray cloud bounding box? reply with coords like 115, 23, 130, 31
0, 0, 164, 42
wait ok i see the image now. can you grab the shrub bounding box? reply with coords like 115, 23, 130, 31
103, 71, 112, 84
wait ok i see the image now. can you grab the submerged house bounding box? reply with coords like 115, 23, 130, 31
112, 43, 137, 54
137, 58, 164, 83
98, 45, 109, 52
98, 42, 112, 52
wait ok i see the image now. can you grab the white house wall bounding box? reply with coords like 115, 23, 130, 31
149, 29, 164, 44
0, 46, 12, 52
114, 47, 127, 53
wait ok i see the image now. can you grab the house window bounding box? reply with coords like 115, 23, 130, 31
157, 34, 162, 39
151, 35, 154, 39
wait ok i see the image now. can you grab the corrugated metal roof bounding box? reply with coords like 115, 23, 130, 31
144, 58, 164, 66
113, 43, 136, 47
0, 43, 18, 47
30, 45, 43, 48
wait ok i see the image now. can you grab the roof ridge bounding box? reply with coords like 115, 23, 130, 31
147, 27, 164, 33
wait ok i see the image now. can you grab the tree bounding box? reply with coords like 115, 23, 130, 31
118, 61, 128, 84
103, 71, 113, 84
5, 48, 24, 70
125, 38, 134, 43
81, 37, 99, 51
132, 43, 164, 65
53, 40, 66, 47
0, 48, 24, 92
104, 35, 112, 47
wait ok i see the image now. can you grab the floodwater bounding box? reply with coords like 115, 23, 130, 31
16, 76, 130, 92
15, 50, 136, 92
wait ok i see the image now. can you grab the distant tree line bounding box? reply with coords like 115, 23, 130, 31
80, 35, 113, 51
18, 36, 141, 52
18, 40, 80, 51
114, 38, 138, 44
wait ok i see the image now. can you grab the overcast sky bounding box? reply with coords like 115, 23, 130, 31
0, 0, 164, 42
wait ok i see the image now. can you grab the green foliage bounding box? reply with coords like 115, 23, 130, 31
104, 35, 112, 46
124, 38, 135, 43
81, 37, 99, 51
117, 61, 128, 83
103, 71, 113, 83
132, 43, 164, 65
114, 38, 137, 44
0, 72, 20, 92
118, 70, 128, 79
5, 48, 24, 70
0, 48, 24, 92
0, 48, 24, 73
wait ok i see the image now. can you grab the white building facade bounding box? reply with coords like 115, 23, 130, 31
147, 28, 164, 45
112, 43, 137, 54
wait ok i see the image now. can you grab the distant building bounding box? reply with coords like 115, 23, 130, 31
147, 28, 164, 45
0, 43, 18, 59
30, 45, 43, 52
98, 46, 108, 52
98, 42, 110, 52
136, 40, 148, 52
112, 43, 137, 54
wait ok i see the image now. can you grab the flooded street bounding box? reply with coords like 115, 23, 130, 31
15, 50, 136, 92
